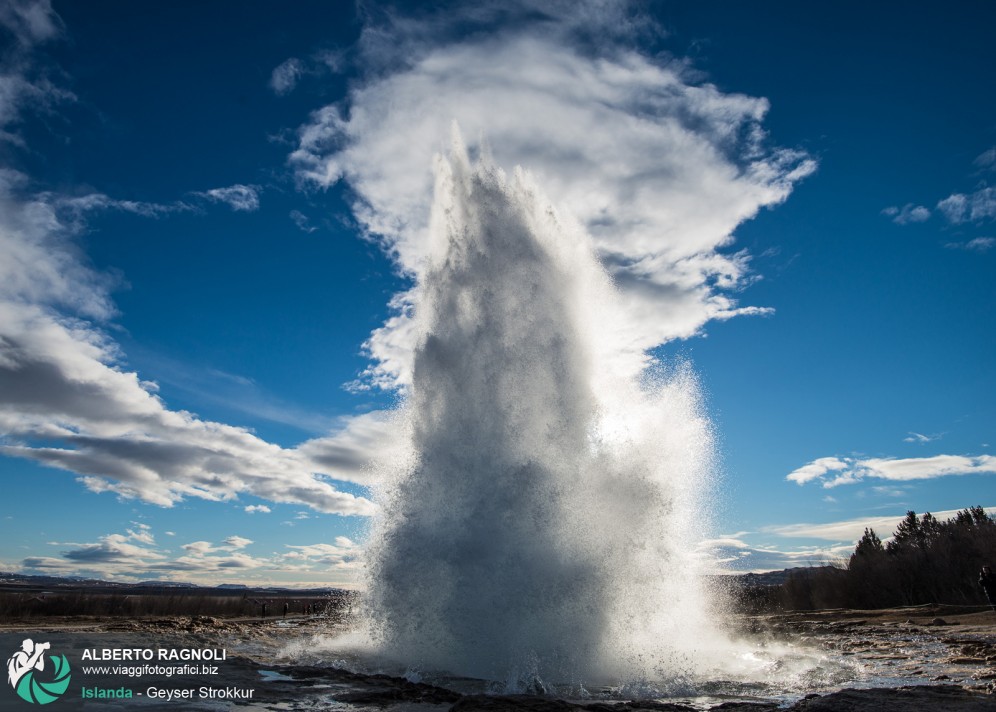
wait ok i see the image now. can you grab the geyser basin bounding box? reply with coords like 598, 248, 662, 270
360, 134, 742, 690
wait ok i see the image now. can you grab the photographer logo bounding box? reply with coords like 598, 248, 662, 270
6, 639, 72, 704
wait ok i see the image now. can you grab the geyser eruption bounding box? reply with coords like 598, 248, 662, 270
364, 133, 728, 689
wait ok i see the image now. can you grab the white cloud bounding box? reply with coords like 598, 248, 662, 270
0, 0, 61, 44
289, 209, 317, 233
270, 50, 346, 97
869, 486, 908, 497
126, 523, 154, 545
695, 536, 850, 573
937, 186, 996, 224
223, 535, 251, 549
766, 506, 996, 543
284, 536, 362, 570
244, 504, 271, 514
974, 147, 996, 171
787, 453, 996, 489
182, 540, 214, 555
785, 456, 849, 485
21, 525, 193, 581
295, 410, 402, 485
0, 0, 73, 145
0, 13, 381, 513
903, 431, 939, 443
194, 184, 261, 212
945, 236, 995, 252
0, 175, 375, 516
270, 58, 304, 95
51, 192, 190, 219
882, 203, 930, 224
290, 12, 814, 389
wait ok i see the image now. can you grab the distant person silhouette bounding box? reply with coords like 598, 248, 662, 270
7, 639, 48, 690
282, 602, 288, 618
981, 566, 996, 611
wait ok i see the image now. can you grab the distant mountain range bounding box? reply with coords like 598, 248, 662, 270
712, 566, 838, 587
0, 571, 345, 596
1, 568, 826, 594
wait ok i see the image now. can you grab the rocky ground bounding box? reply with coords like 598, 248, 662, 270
2, 605, 994, 710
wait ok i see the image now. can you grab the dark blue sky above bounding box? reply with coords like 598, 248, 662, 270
1, 0, 993, 584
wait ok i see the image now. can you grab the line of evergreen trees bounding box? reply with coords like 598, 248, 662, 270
779, 506, 996, 611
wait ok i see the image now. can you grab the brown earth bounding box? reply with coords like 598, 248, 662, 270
1, 605, 994, 711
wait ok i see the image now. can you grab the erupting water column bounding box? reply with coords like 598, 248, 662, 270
364, 133, 728, 691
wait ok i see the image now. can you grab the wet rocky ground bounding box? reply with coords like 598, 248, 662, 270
2, 605, 995, 710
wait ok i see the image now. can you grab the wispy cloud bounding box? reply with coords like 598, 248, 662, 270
975, 147, 996, 171
903, 431, 940, 443
290, 0, 814, 390
269, 49, 348, 97
765, 506, 996, 543
270, 58, 304, 95
51, 192, 192, 220
289, 209, 317, 233
193, 184, 261, 212
936, 186, 996, 224
881, 203, 930, 224
787, 453, 996, 488
888, 146, 996, 232
945, 236, 994, 252
695, 536, 850, 573
0, 0, 73, 145
129, 350, 337, 435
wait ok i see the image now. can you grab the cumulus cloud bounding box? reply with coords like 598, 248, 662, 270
244, 504, 271, 514
787, 454, 996, 489
16, 524, 365, 584
223, 535, 253, 549
284, 536, 362, 571
290, 2, 814, 389
194, 184, 261, 212
881, 203, 930, 224
126, 522, 155, 545
62, 533, 164, 564
295, 410, 402, 485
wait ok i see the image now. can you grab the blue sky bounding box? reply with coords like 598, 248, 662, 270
0, 0, 993, 586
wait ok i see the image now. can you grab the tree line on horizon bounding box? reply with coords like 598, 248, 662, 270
736, 506, 996, 612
